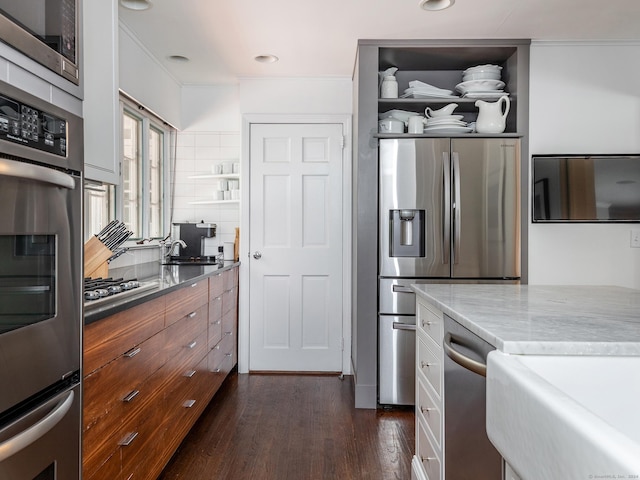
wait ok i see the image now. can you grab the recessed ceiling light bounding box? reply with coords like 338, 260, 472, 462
120, 0, 152, 10
254, 55, 279, 64
168, 55, 190, 63
419, 0, 455, 11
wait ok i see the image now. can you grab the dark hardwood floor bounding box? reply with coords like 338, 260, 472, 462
158, 372, 415, 480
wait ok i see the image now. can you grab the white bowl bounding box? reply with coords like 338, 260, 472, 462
463, 64, 502, 75
463, 71, 502, 81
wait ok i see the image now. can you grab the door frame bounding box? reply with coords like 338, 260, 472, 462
239, 114, 352, 375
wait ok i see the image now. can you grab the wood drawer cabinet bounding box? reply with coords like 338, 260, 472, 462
83, 265, 239, 480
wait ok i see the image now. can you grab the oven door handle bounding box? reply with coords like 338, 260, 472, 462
0, 390, 74, 462
0, 157, 76, 189
443, 332, 487, 377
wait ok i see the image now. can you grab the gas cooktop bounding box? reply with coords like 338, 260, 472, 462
84, 277, 158, 306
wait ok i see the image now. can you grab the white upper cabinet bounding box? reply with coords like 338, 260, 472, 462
82, 0, 120, 184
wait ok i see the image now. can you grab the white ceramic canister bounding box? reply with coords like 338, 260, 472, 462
380, 75, 398, 99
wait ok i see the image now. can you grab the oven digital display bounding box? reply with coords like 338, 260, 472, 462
0, 94, 67, 157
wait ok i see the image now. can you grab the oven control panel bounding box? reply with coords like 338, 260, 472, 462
0, 93, 67, 157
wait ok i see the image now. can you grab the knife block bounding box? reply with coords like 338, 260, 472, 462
84, 236, 111, 279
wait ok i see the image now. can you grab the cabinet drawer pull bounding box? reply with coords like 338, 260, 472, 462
119, 431, 138, 446
225, 353, 232, 357
191, 283, 198, 288
214, 368, 221, 373
182, 399, 196, 408
420, 406, 434, 414
122, 390, 140, 403
224, 331, 233, 336
420, 361, 433, 369
188, 311, 197, 318
214, 344, 221, 350
422, 320, 433, 327
187, 340, 197, 349
214, 320, 221, 325
184, 370, 196, 378
124, 347, 141, 358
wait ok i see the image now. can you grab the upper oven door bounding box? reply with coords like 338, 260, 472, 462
0, 158, 81, 415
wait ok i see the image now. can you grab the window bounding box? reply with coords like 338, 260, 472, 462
82, 96, 173, 243
119, 97, 172, 241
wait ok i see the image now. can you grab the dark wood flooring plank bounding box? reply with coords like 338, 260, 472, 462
158, 373, 414, 480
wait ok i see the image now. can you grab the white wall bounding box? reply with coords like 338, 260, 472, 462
239, 76, 352, 114
529, 41, 640, 289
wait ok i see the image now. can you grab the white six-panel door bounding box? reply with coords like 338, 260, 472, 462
249, 123, 343, 372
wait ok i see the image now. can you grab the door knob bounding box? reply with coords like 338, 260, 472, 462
253, 251, 262, 259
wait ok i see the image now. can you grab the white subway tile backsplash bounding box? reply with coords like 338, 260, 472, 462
195, 133, 221, 148
174, 131, 240, 242
220, 133, 241, 148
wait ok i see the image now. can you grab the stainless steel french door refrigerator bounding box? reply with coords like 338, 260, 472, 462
378, 137, 520, 405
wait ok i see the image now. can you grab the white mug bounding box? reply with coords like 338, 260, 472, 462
407, 116, 426, 134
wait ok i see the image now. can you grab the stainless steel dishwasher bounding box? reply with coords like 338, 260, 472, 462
443, 314, 502, 479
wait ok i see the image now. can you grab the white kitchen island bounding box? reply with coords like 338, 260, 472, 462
411, 284, 640, 480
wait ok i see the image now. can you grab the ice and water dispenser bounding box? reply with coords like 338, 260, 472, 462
389, 209, 425, 257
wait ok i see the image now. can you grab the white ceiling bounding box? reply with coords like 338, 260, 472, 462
118, 0, 640, 85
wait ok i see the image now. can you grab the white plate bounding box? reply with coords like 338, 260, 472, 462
425, 114, 464, 122
425, 118, 466, 126
455, 79, 505, 94
423, 125, 473, 134
462, 91, 510, 100
402, 91, 459, 99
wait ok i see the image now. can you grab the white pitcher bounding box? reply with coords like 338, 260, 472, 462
475, 96, 510, 134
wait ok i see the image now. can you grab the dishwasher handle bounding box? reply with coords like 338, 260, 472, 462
443, 332, 487, 377
392, 322, 416, 331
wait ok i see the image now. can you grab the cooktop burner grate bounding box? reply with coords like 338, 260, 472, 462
84, 277, 143, 303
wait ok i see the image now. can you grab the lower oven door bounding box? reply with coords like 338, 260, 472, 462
0, 384, 80, 479
0, 158, 82, 415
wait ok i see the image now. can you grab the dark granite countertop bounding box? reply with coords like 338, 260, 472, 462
84, 261, 240, 325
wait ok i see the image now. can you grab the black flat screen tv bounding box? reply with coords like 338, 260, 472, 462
532, 155, 640, 222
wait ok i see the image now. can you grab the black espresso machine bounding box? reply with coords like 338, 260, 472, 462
165, 221, 218, 264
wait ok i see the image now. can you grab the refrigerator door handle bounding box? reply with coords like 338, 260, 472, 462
442, 151, 451, 265
452, 152, 461, 265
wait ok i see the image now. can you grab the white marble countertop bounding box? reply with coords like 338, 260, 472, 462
411, 284, 640, 355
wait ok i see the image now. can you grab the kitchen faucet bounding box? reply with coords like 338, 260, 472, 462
163, 239, 186, 258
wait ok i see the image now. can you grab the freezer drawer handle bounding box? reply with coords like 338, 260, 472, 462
392, 285, 413, 293
392, 322, 416, 331
443, 332, 487, 377
0, 390, 74, 462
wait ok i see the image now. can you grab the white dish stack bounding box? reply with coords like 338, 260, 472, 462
455, 64, 508, 99
423, 103, 473, 134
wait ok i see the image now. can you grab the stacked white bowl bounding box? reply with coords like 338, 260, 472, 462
462, 64, 502, 82
455, 64, 507, 98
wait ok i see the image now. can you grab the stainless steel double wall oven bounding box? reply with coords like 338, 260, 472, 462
0, 80, 82, 479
